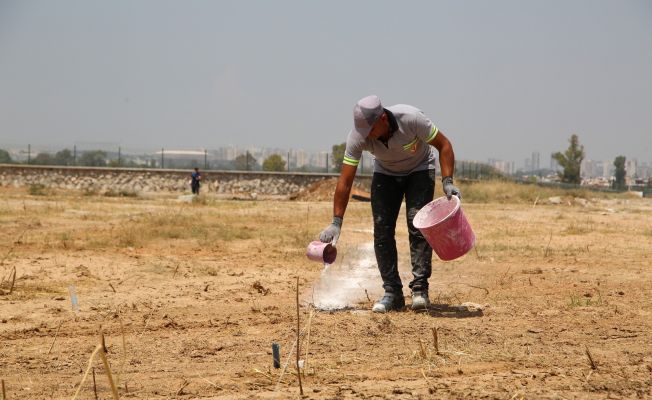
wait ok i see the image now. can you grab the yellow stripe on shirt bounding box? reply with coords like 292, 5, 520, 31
426, 125, 439, 142
343, 156, 360, 166
403, 137, 418, 151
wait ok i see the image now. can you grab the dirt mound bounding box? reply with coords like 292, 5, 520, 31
291, 178, 370, 201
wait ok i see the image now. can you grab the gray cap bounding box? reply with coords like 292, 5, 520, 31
352, 95, 384, 138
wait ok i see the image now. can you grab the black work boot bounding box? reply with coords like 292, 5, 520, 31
411, 290, 430, 310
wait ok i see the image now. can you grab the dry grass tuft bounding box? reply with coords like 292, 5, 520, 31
459, 180, 623, 204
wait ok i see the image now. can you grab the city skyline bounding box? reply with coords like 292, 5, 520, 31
3, 141, 650, 180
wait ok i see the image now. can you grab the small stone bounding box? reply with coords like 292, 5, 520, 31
548, 196, 562, 205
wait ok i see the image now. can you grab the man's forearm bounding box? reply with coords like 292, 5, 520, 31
439, 143, 455, 178
333, 177, 352, 218
333, 164, 357, 218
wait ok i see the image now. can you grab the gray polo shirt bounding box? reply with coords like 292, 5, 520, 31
343, 104, 439, 176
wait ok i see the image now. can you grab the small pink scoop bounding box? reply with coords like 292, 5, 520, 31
306, 241, 337, 264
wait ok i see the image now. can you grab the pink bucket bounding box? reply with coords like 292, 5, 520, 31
306, 241, 337, 264
413, 196, 475, 261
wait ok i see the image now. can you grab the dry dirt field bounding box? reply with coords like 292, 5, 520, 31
1, 182, 651, 399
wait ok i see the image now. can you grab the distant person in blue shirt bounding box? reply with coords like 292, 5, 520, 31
191, 167, 202, 195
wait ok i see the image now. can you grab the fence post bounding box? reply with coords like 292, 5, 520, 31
204, 149, 208, 170
27, 144, 31, 164
73, 145, 77, 165
118, 147, 121, 167
287, 151, 290, 172
161, 148, 164, 169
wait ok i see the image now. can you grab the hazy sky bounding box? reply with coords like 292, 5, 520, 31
1, 0, 651, 165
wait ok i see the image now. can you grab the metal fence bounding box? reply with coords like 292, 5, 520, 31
0, 143, 503, 180
4, 143, 650, 193
1, 144, 344, 173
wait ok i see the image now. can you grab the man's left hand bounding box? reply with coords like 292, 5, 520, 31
442, 176, 461, 200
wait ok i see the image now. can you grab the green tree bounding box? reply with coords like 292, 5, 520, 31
613, 155, 626, 190
331, 142, 346, 172
108, 158, 138, 168
79, 150, 107, 167
262, 154, 286, 172
233, 151, 257, 171
54, 149, 74, 165
32, 152, 54, 165
552, 134, 585, 184
0, 149, 12, 163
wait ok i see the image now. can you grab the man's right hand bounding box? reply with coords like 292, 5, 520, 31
319, 216, 343, 244
442, 176, 461, 200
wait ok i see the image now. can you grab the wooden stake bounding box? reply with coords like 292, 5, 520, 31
2, 379, 6, 400
296, 276, 304, 396
544, 231, 553, 258
92, 368, 98, 400
175, 379, 189, 396
8, 267, 16, 295
432, 327, 440, 355
116, 315, 127, 387
98, 325, 107, 353
46, 319, 65, 356
98, 332, 120, 400
71, 345, 102, 400
585, 345, 597, 370
418, 339, 427, 359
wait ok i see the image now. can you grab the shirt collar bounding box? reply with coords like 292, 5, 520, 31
384, 108, 398, 134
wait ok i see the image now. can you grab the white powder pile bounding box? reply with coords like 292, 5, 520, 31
311, 242, 381, 311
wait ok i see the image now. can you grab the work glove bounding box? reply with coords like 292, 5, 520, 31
319, 216, 343, 245
442, 176, 461, 200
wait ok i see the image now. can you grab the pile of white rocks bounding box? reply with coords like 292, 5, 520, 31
0, 170, 188, 193
214, 177, 303, 195
0, 166, 343, 196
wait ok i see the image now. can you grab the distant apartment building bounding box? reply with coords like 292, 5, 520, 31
581, 159, 605, 178
636, 161, 651, 179
215, 146, 238, 161
580, 158, 652, 183
488, 158, 513, 175
602, 161, 613, 179
294, 149, 309, 168
309, 151, 326, 169
531, 152, 540, 171
523, 151, 540, 173
625, 159, 638, 179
